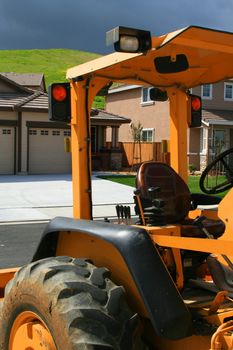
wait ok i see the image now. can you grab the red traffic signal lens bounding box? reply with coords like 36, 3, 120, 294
52, 85, 67, 102
191, 96, 201, 111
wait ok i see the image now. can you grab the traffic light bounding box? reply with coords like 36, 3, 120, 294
48, 83, 71, 122
188, 94, 202, 128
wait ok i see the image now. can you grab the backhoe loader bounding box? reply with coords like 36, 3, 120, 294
1, 25, 233, 349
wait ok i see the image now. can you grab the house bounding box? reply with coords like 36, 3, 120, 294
0, 73, 130, 174
106, 80, 233, 170
190, 82, 233, 170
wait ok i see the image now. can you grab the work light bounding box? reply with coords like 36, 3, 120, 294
106, 26, 151, 53
119, 36, 140, 53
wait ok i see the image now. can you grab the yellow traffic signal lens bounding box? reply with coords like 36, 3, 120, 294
52, 85, 67, 102
191, 96, 201, 111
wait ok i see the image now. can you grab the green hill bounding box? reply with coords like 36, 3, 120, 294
0, 48, 105, 108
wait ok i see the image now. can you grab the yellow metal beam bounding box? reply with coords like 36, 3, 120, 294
71, 80, 92, 219
168, 88, 188, 182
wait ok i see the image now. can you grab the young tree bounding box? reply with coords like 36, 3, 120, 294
130, 121, 143, 168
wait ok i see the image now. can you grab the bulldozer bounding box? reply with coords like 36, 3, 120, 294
1, 25, 233, 349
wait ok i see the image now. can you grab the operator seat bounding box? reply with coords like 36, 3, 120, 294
135, 161, 225, 237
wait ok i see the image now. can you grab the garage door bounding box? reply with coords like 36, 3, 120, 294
0, 127, 15, 174
28, 128, 71, 174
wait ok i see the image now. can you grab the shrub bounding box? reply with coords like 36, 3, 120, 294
189, 163, 197, 174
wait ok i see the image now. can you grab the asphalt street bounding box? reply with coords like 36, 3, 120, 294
0, 222, 46, 268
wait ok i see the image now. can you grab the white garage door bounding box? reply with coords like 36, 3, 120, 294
0, 127, 15, 174
28, 128, 71, 174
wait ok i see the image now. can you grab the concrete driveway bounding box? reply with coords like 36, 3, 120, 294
0, 173, 135, 223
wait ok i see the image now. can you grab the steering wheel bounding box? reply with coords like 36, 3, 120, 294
199, 147, 233, 194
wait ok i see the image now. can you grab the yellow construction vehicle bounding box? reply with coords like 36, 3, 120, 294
1, 25, 233, 349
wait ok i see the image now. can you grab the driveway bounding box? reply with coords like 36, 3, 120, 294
0, 173, 135, 223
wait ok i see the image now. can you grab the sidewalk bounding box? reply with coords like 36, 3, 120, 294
0, 173, 135, 223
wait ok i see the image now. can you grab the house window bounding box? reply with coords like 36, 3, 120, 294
2, 129, 11, 135
52, 130, 60, 136
141, 128, 154, 142
64, 130, 71, 137
201, 84, 212, 99
29, 130, 37, 135
141, 87, 153, 105
41, 130, 49, 136
224, 82, 233, 101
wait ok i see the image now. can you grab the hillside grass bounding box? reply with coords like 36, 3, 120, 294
0, 48, 105, 108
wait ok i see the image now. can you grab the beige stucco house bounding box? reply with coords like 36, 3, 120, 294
106, 80, 233, 170
0, 73, 130, 174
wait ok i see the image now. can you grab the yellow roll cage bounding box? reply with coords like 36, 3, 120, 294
66, 25, 233, 220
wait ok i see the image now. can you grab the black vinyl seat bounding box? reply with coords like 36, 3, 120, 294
135, 161, 225, 238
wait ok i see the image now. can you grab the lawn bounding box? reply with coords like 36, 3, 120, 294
98, 174, 227, 198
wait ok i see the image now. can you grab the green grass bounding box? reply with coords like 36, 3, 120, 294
99, 175, 136, 187
188, 175, 203, 193
0, 49, 105, 108
99, 174, 228, 198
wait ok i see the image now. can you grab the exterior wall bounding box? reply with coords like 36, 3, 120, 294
106, 88, 169, 142
0, 111, 17, 121
192, 80, 233, 110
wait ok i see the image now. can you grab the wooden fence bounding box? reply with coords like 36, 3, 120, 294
119, 142, 170, 168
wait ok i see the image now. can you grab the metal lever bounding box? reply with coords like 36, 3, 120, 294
134, 189, 146, 226
194, 216, 233, 270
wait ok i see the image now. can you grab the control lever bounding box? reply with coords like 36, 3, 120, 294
123, 205, 131, 225
116, 205, 121, 224
127, 206, 131, 224
134, 189, 146, 225
193, 216, 214, 239
119, 205, 124, 223
193, 216, 233, 270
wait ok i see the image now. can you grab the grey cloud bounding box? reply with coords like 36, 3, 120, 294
0, 0, 233, 53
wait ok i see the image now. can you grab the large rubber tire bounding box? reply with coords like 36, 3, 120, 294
0, 256, 138, 350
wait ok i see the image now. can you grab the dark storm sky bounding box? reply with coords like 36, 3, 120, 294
0, 0, 232, 54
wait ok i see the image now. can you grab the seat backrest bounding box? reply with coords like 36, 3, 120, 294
136, 161, 191, 223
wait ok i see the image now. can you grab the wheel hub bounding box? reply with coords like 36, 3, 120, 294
10, 311, 56, 350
